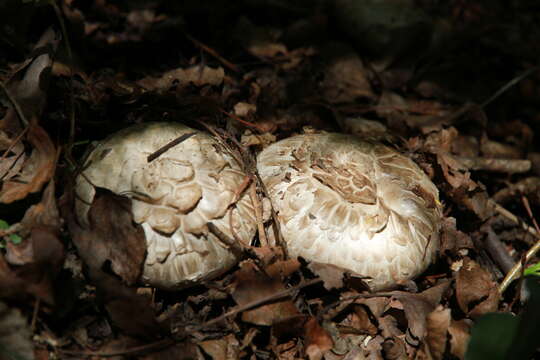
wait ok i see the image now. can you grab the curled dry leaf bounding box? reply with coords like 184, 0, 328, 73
257, 132, 443, 291
0, 28, 58, 203
64, 190, 161, 338
448, 319, 470, 359
307, 262, 346, 290
304, 317, 333, 360
230, 261, 300, 326
389, 281, 450, 346
137, 65, 224, 91
455, 258, 499, 318
198, 334, 240, 360
0, 124, 57, 204
423, 306, 451, 359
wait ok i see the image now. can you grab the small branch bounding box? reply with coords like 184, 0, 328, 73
185, 34, 240, 73
57, 338, 174, 358
147, 132, 197, 162
188, 278, 322, 331
250, 183, 268, 247
207, 222, 245, 258
480, 67, 539, 109
456, 156, 531, 174
491, 199, 540, 293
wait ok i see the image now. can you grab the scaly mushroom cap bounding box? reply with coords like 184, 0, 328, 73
75, 122, 257, 289
257, 133, 442, 291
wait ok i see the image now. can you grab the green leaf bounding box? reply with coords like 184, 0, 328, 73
8, 234, 22, 244
524, 262, 540, 277
465, 312, 519, 360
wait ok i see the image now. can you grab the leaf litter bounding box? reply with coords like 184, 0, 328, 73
1, 1, 540, 359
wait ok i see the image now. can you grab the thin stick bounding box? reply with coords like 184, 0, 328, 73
250, 183, 268, 247
185, 34, 240, 73
57, 339, 174, 358
147, 132, 197, 162
492, 199, 540, 293
219, 109, 267, 132
31, 298, 40, 332
489, 200, 539, 239
480, 67, 539, 109
189, 278, 322, 330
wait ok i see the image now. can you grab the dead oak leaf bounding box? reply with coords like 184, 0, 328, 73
448, 319, 470, 359
63, 190, 160, 338
455, 258, 499, 318
423, 305, 451, 360
230, 261, 300, 326
388, 281, 451, 346
0, 124, 57, 203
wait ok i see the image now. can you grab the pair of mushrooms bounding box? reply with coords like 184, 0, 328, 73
75, 122, 442, 291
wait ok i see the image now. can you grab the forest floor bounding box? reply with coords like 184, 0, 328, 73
1, 1, 540, 359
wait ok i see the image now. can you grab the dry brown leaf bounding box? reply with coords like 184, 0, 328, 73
199, 334, 240, 360
320, 44, 374, 103
381, 337, 406, 360
231, 261, 300, 326
455, 258, 499, 318
351, 305, 378, 336
304, 317, 333, 360
389, 281, 451, 346
440, 217, 474, 256
424, 306, 451, 360
0, 124, 57, 203
307, 262, 346, 290
448, 319, 470, 360
3, 28, 59, 129
64, 190, 160, 337
137, 65, 224, 91
72, 192, 146, 285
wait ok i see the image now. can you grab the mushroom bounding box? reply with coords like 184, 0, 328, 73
75, 122, 257, 289
257, 132, 443, 291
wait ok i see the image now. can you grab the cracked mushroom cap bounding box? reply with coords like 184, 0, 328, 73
257, 133, 443, 291
75, 122, 257, 289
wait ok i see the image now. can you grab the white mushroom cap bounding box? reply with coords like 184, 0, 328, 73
75, 122, 257, 289
257, 133, 442, 291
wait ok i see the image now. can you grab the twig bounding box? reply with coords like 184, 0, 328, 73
456, 156, 531, 174
57, 338, 174, 358
147, 132, 197, 162
480, 67, 539, 109
207, 222, 245, 258
189, 278, 322, 330
185, 34, 240, 73
489, 200, 539, 239
31, 298, 40, 332
250, 183, 268, 247
491, 199, 540, 293
220, 109, 267, 132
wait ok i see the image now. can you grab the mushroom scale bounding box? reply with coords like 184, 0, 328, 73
75, 122, 257, 289
257, 133, 443, 291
